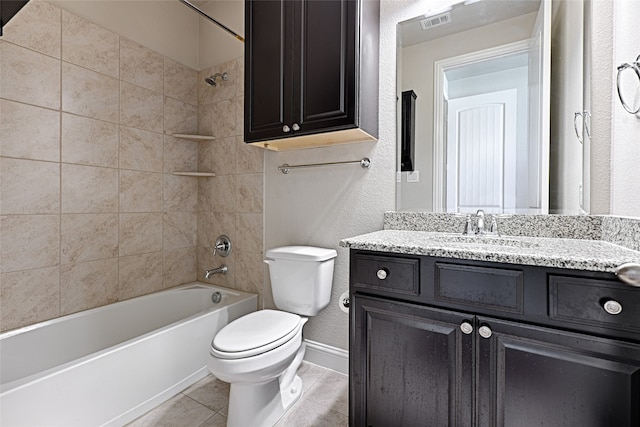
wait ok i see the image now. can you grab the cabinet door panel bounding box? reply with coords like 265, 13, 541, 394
477, 317, 640, 427
244, 0, 292, 141
351, 295, 472, 427
295, 0, 356, 133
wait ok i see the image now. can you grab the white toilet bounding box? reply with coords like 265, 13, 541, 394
207, 246, 337, 427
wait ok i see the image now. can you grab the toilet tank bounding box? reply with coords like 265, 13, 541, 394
265, 246, 337, 316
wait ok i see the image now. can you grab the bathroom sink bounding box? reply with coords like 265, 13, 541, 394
427, 234, 539, 249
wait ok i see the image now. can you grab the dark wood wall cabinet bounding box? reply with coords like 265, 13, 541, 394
244, 0, 379, 151
349, 250, 640, 427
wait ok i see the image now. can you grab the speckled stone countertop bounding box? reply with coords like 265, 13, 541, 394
340, 230, 640, 273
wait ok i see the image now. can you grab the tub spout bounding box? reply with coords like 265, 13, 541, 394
205, 265, 228, 279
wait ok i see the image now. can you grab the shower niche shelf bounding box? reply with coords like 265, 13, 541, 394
172, 171, 216, 177
172, 134, 216, 141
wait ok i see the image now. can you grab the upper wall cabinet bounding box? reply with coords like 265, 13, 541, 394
244, 0, 379, 151
0, 0, 29, 36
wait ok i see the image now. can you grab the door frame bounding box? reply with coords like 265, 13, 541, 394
432, 39, 531, 212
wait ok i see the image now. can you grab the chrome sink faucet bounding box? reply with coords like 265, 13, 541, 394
475, 209, 486, 234
462, 209, 499, 236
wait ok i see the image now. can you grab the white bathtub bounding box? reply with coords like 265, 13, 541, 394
0, 282, 257, 426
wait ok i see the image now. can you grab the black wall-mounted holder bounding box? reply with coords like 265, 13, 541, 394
401, 90, 417, 172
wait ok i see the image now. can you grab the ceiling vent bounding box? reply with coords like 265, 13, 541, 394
420, 12, 451, 30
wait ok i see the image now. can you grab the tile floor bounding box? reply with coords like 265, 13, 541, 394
126, 362, 348, 427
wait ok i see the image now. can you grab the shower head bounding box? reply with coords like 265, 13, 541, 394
205, 72, 229, 87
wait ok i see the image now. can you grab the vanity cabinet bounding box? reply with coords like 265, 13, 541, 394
244, 0, 379, 150
350, 250, 640, 427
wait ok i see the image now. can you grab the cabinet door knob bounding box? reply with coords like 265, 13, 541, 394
460, 322, 473, 335
478, 325, 492, 339
283, 125, 291, 133
603, 299, 623, 315
292, 123, 300, 131
376, 269, 388, 280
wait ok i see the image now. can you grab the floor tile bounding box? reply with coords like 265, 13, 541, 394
182, 373, 230, 412
275, 398, 348, 427
127, 394, 215, 427
304, 370, 349, 416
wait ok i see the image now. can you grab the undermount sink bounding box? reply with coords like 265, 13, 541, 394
427, 234, 539, 249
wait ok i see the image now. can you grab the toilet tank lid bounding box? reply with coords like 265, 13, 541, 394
265, 246, 337, 262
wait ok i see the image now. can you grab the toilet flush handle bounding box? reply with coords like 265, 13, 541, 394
263, 258, 275, 266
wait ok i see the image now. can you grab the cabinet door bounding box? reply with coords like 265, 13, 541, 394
476, 317, 640, 427
292, 0, 356, 135
351, 294, 473, 427
244, 0, 294, 142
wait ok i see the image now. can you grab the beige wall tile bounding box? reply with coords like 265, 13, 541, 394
0, 158, 60, 214
236, 57, 244, 97
163, 135, 198, 174
61, 164, 118, 213
0, 41, 60, 109
197, 212, 236, 248
236, 213, 263, 253
1, 0, 61, 58
60, 258, 118, 315
164, 58, 197, 106
62, 62, 119, 122
119, 252, 163, 299
236, 136, 264, 174
198, 67, 216, 106
0, 267, 60, 332
164, 175, 198, 212
119, 213, 163, 256
164, 97, 198, 135
235, 173, 263, 213
210, 99, 239, 139
199, 137, 236, 176
0, 215, 60, 273
61, 11, 119, 78
197, 103, 214, 135
120, 37, 163, 93
120, 82, 164, 133
119, 170, 163, 212
120, 126, 164, 172
62, 113, 118, 168
216, 175, 238, 213
60, 213, 118, 264
0, 99, 60, 162
163, 247, 197, 288
234, 251, 264, 295
163, 212, 197, 250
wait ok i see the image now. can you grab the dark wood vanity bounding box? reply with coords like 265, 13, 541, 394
349, 250, 640, 426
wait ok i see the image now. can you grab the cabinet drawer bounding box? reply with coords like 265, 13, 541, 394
549, 275, 640, 335
434, 263, 524, 314
352, 253, 420, 297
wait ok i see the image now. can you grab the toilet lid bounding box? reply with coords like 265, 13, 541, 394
211, 310, 303, 359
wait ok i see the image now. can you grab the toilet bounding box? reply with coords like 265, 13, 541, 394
207, 246, 337, 427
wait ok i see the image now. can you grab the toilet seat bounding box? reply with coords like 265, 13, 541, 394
211, 310, 303, 360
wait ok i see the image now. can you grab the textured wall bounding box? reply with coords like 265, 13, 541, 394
610, 0, 640, 217
0, 1, 200, 331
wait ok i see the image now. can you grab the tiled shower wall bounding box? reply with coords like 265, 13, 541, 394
196, 59, 265, 302
0, 1, 265, 332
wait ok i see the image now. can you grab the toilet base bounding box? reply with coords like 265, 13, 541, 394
226, 343, 306, 427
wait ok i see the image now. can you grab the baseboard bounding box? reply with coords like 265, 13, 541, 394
303, 339, 349, 375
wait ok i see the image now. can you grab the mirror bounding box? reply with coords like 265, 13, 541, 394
396, 0, 590, 215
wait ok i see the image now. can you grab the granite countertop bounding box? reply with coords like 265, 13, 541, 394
340, 229, 640, 273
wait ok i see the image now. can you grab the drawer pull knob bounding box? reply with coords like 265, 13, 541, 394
460, 322, 473, 335
615, 263, 640, 287
478, 325, 493, 339
603, 299, 623, 315
283, 125, 291, 133
376, 269, 388, 280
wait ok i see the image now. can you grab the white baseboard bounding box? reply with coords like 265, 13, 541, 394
303, 339, 349, 375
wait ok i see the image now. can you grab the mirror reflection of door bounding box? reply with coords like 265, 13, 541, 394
446, 89, 518, 214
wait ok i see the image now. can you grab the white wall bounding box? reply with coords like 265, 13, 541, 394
610, 0, 640, 217
199, 0, 244, 70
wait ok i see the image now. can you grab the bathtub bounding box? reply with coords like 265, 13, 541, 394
0, 282, 257, 426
